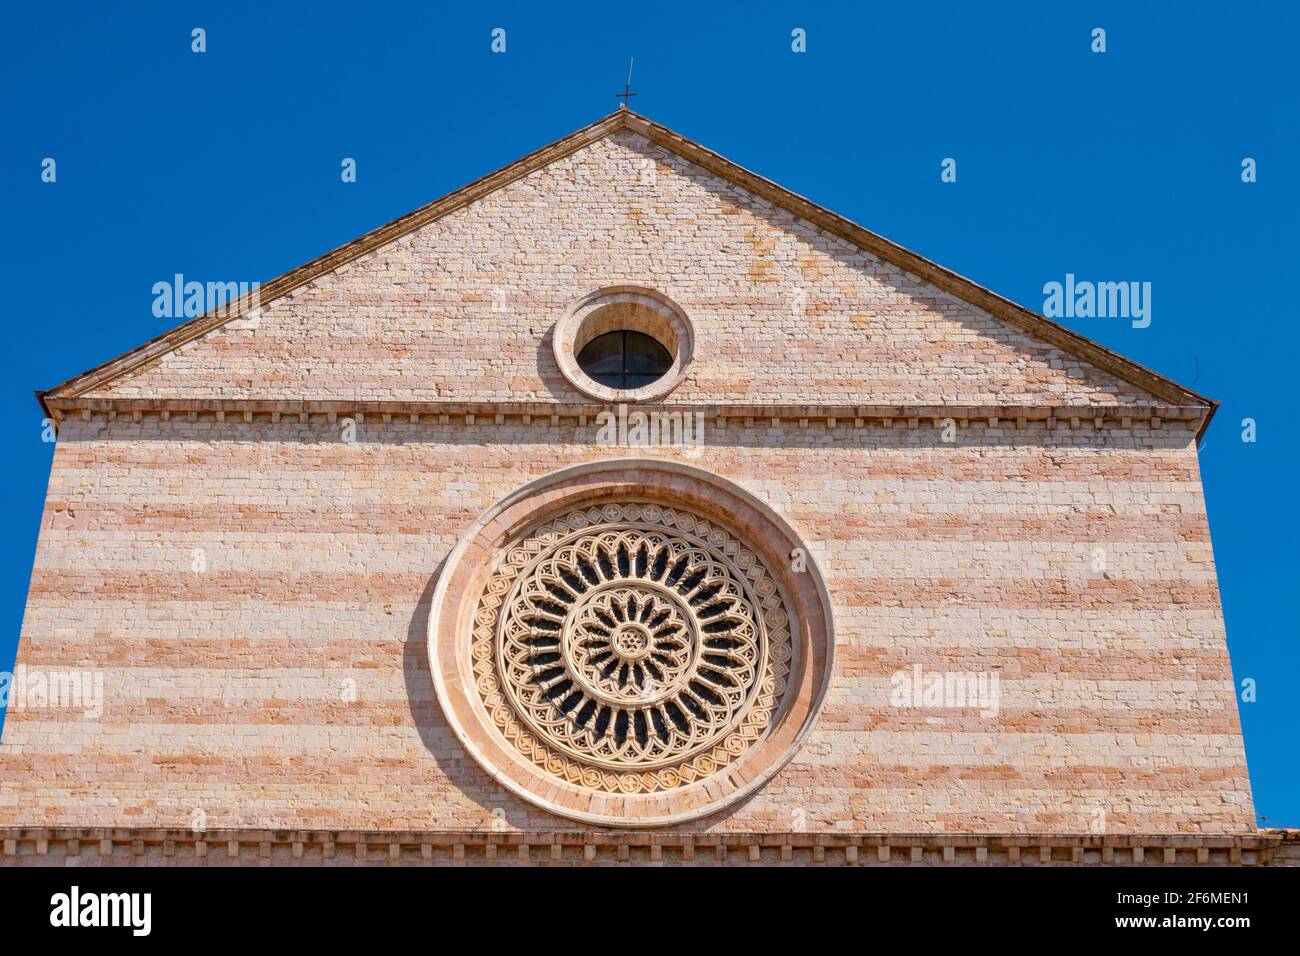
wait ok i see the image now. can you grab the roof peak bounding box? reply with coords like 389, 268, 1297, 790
38, 107, 1215, 437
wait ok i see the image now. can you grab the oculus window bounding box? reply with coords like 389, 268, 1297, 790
575, 330, 673, 391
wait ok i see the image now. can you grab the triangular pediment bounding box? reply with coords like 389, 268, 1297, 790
40, 110, 1213, 427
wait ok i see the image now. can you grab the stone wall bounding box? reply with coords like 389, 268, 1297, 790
0, 415, 1252, 835
6, 117, 1247, 843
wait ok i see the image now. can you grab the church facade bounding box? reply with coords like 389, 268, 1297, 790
3, 109, 1290, 865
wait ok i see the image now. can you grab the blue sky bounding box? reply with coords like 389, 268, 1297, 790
2, 1, 1296, 825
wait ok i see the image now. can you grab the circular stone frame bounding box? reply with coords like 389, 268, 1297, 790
552, 286, 695, 403
427, 459, 836, 828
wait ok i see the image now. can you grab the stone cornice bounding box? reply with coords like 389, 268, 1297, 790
1, 827, 1292, 866
42, 398, 1209, 435
39, 112, 632, 405
621, 110, 1218, 418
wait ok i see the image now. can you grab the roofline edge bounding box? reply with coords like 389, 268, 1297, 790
38, 107, 1214, 416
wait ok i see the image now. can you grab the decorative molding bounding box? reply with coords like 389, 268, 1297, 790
1, 827, 1293, 867
552, 286, 695, 403
40, 398, 1209, 434
39, 112, 635, 404
618, 111, 1216, 420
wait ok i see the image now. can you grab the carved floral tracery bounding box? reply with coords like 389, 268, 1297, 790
472, 501, 792, 795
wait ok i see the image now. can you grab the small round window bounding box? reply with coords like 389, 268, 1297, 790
576, 330, 673, 391
553, 287, 695, 402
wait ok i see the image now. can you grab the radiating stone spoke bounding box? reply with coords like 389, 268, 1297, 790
479, 503, 792, 794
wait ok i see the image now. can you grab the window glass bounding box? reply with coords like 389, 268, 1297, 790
577, 331, 671, 390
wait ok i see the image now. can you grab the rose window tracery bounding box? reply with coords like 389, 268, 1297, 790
472, 501, 792, 794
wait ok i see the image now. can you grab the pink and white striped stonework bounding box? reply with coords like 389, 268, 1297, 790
3, 110, 1290, 866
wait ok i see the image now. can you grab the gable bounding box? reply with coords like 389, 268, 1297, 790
43, 112, 1211, 418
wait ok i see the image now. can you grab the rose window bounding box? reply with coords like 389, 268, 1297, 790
473, 501, 792, 794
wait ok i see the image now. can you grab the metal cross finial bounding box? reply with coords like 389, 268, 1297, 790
616, 58, 637, 109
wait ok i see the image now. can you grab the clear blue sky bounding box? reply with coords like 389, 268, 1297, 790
2, 1, 1295, 826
